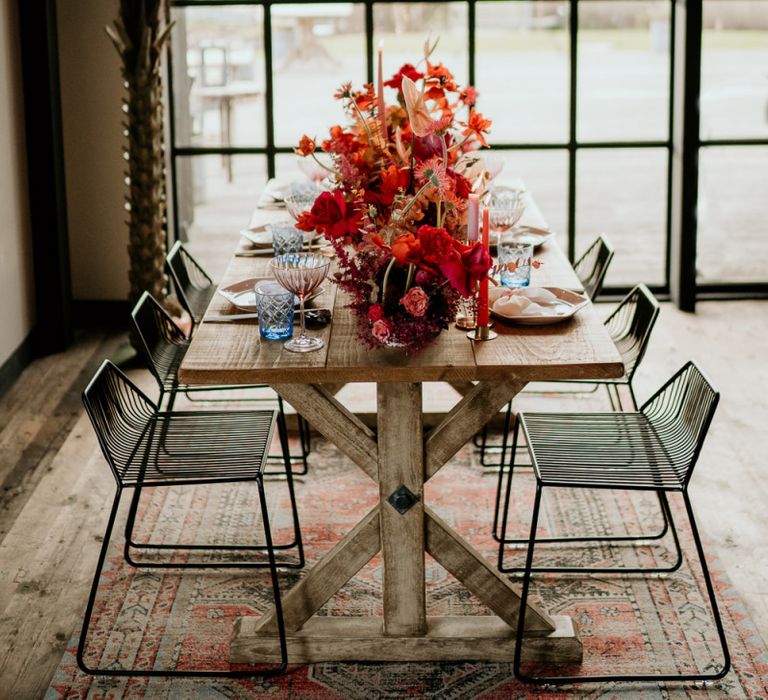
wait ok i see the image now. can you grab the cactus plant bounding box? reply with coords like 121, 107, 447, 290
106, 0, 175, 310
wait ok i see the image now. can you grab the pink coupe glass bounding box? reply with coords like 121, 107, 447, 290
270, 253, 331, 353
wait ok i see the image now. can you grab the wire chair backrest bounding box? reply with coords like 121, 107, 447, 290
604, 284, 660, 381
166, 240, 215, 324
574, 235, 614, 301
130, 291, 189, 391
641, 361, 720, 488
82, 360, 157, 487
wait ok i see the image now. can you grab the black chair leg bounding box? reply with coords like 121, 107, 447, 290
512, 486, 731, 685
80, 485, 288, 677
124, 418, 305, 568
78, 489, 123, 676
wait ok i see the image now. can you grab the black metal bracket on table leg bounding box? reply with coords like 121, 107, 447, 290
387, 485, 419, 514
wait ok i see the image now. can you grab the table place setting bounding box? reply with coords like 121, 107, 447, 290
489, 286, 589, 325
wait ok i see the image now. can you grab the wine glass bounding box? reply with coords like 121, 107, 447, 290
270, 253, 331, 353
487, 188, 525, 236
284, 187, 319, 221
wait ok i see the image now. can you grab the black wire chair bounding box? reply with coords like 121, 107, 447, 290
166, 239, 217, 326
481, 284, 659, 472
491, 286, 674, 559
474, 234, 616, 464
166, 241, 312, 470
79, 360, 290, 677
129, 292, 305, 565
505, 361, 730, 685
573, 234, 615, 301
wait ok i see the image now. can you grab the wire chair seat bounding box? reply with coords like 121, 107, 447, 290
481, 285, 660, 472
111, 409, 276, 487
522, 412, 685, 491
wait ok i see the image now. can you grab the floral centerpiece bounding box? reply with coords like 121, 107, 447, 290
294, 40, 494, 353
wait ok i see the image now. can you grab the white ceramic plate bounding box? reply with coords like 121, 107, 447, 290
240, 226, 325, 249
217, 278, 324, 312
509, 226, 555, 248
489, 286, 588, 326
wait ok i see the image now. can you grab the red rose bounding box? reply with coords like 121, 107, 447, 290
306, 190, 362, 241
400, 287, 429, 317
447, 168, 472, 200
368, 303, 385, 322
372, 318, 392, 342
391, 233, 423, 266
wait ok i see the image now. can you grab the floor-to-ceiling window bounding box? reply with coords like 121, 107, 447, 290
168, 0, 768, 299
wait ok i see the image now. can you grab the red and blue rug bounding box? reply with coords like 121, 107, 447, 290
47, 435, 768, 698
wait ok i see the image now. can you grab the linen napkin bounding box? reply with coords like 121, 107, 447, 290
492, 287, 562, 317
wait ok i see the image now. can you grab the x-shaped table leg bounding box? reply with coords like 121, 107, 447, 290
232, 381, 582, 663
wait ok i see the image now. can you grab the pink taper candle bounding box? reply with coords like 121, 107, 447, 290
467, 193, 480, 242
477, 207, 490, 328
377, 42, 388, 141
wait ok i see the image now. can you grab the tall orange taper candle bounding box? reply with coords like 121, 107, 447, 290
477, 207, 490, 327
377, 42, 388, 141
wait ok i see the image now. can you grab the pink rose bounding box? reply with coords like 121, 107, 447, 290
372, 318, 392, 342
368, 303, 384, 322
400, 286, 429, 317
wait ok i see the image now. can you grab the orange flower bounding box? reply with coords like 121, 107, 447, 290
334, 82, 353, 100
459, 86, 478, 107
294, 135, 316, 157
391, 233, 423, 265
461, 109, 492, 148
353, 83, 376, 112
426, 62, 458, 92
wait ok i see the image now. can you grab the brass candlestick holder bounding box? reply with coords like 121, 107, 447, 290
467, 324, 497, 341
455, 295, 476, 330
466, 291, 497, 341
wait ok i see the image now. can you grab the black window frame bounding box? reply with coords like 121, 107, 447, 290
167, 0, 768, 306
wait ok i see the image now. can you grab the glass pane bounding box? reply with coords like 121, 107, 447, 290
374, 3, 469, 87
698, 147, 768, 284
174, 155, 267, 279
576, 149, 667, 287
272, 4, 366, 146
488, 150, 569, 249
171, 6, 266, 148
701, 2, 768, 140
577, 1, 671, 142
476, 2, 569, 144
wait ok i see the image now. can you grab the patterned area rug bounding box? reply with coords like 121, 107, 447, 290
47, 433, 768, 699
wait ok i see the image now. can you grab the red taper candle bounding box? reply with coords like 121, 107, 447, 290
477, 207, 490, 327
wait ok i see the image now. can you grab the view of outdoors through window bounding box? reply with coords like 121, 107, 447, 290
169, 1, 767, 292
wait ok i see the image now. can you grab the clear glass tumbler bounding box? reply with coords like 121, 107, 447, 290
498, 239, 534, 287
254, 281, 295, 340
268, 222, 304, 255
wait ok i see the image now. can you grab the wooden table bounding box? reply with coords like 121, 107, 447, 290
179, 205, 624, 665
